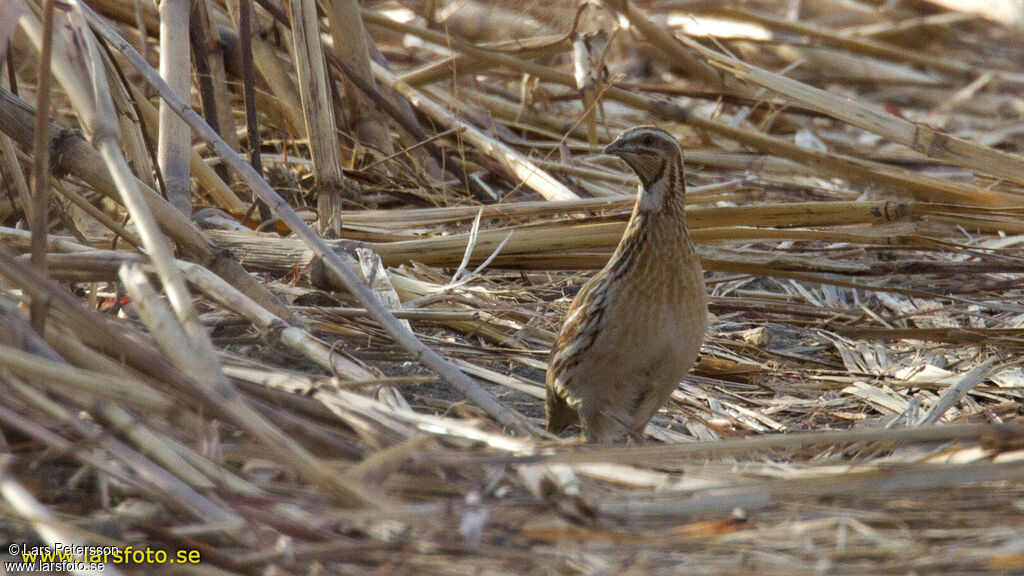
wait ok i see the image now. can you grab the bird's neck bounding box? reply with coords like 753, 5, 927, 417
636, 154, 687, 218
606, 156, 692, 278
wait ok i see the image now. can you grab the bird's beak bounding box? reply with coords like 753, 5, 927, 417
603, 139, 626, 157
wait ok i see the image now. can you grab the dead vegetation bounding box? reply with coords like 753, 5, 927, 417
1, 0, 1024, 573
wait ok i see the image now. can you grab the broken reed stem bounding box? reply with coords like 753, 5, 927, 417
28, 0, 57, 335
440, 422, 1020, 466
287, 0, 346, 237
79, 0, 532, 437
371, 62, 578, 202
118, 261, 378, 508
0, 475, 128, 576
180, 260, 377, 380
0, 397, 242, 525
599, 460, 1024, 518
363, 10, 1014, 206
67, 2, 209, 369
66, 1, 377, 508
4, 84, 294, 320
680, 35, 1024, 188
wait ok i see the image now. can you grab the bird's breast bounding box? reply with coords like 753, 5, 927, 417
602, 224, 707, 361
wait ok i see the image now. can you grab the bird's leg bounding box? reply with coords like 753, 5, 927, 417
627, 428, 648, 444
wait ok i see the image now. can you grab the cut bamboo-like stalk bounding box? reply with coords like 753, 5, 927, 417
157, 0, 192, 215
126, 81, 246, 214
288, 0, 348, 237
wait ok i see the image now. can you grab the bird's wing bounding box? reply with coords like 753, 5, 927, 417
546, 274, 609, 398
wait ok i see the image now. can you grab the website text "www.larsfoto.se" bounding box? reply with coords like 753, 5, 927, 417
6, 542, 202, 572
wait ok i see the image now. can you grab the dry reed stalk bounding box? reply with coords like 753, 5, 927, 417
27, 0, 56, 335
400, 35, 571, 87
0, 476, 128, 576
223, 0, 307, 137
0, 88, 295, 319
715, 5, 974, 76
193, 0, 241, 154
0, 397, 243, 525
3, 1, 1024, 572
125, 81, 246, 214
444, 422, 1017, 466
63, 3, 221, 398
0, 134, 32, 221
686, 38, 1024, 188
363, 9, 1015, 206
372, 63, 579, 202
94, 403, 215, 490
603, 0, 724, 87
599, 459, 1024, 517
156, 0, 191, 215
287, 0, 347, 236
79, 1, 532, 436
180, 260, 377, 379
119, 262, 378, 507
324, 0, 394, 157
0, 343, 172, 414
0, 238, 191, 399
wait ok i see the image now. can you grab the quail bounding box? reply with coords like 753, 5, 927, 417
546, 126, 708, 442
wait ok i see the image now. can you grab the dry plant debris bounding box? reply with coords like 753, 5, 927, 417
1, 0, 1024, 573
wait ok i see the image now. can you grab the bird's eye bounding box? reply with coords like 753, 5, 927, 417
642, 135, 654, 147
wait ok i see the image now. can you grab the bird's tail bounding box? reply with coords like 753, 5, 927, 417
545, 386, 579, 434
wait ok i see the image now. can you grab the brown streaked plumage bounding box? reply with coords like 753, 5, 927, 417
545, 126, 707, 443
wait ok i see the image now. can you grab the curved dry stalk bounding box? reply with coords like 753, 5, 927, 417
680, 36, 1024, 189
79, 1, 532, 437
118, 262, 378, 508
373, 62, 578, 202
0, 87, 294, 322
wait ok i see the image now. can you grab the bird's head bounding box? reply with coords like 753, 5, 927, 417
604, 126, 686, 211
